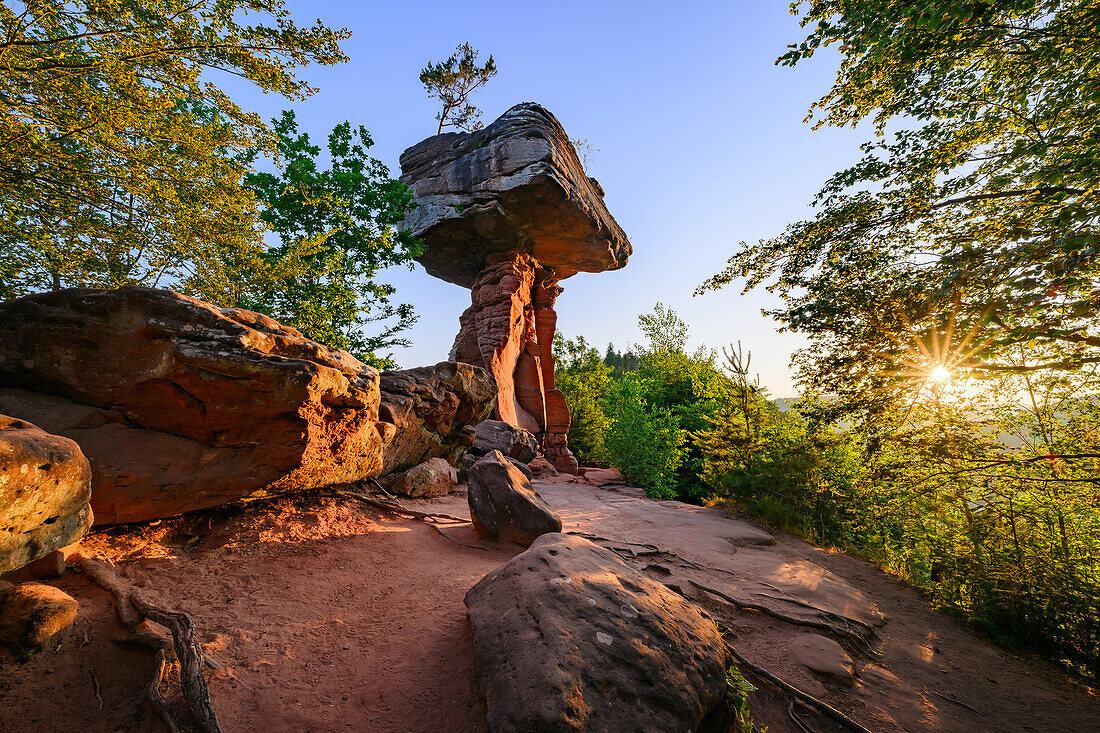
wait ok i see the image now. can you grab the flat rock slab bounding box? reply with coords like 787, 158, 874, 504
400, 103, 631, 288
464, 533, 730, 733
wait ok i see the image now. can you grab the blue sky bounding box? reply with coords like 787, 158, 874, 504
237, 1, 869, 395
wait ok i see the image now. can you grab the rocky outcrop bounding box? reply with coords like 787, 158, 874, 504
0, 287, 392, 524
467, 451, 561, 546
401, 103, 631, 474
378, 361, 496, 474
0, 415, 92, 573
0, 581, 78, 660
527, 456, 560, 479
464, 533, 731, 732
385, 457, 458, 499
470, 420, 539, 463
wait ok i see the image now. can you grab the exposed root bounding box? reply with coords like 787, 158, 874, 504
131, 590, 222, 733
337, 489, 470, 524
725, 641, 875, 733
89, 668, 104, 710
75, 552, 221, 733
931, 689, 984, 716
788, 699, 820, 733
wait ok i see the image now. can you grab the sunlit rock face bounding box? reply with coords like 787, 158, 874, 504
0, 287, 391, 524
400, 102, 632, 473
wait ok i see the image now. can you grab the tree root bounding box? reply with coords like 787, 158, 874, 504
725, 641, 875, 733
75, 552, 221, 733
336, 489, 470, 524
337, 488, 491, 551
131, 590, 222, 732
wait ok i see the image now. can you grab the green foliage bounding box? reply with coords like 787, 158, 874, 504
725, 665, 758, 733
692, 0, 1100, 678
0, 0, 348, 296
239, 111, 420, 368
603, 343, 640, 377
419, 42, 498, 135
604, 378, 687, 498
701, 0, 1100, 416
554, 334, 614, 464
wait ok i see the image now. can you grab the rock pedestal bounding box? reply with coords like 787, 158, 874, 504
400, 103, 631, 474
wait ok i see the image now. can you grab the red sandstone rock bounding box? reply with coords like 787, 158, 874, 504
0, 582, 78, 659
378, 361, 497, 475
401, 104, 632, 475
464, 534, 730, 732
0, 415, 92, 573
0, 287, 390, 524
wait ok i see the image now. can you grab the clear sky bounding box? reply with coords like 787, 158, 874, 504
236, 0, 868, 396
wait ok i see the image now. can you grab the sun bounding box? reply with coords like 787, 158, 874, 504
928, 365, 951, 383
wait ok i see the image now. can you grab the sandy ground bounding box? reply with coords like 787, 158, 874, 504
2, 471, 1097, 732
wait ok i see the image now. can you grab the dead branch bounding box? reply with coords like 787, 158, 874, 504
337, 489, 469, 524
726, 642, 875, 733
131, 590, 222, 733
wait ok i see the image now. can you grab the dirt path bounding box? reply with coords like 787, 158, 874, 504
2, 476, 1096, 732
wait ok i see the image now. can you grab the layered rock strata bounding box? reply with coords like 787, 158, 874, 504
400, 102, 632, 473
0, 288, 494, 524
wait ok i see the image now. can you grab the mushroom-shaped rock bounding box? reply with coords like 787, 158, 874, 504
0, 287, 391, 524
464, 533, 731, 732
400, 103, 631, 475
399, 102, 630, 288
0, 415, 92, 573
467, 450, 561, 546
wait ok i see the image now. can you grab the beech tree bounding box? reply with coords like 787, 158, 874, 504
0, 0, 349, 297
419, 42, 497, 135
700, 0, 1100, 414
239, 111, 420, 369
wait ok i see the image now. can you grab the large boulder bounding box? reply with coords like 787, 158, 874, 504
378, 361, 496, 475
464, 534, 731, 732
385, 457, 458, 499
467, 451, 561, 546
0, 581, 79, 660
471, 420, 539, 463
399, 102, 630, 288
0, 287, 392, 524
0, 415, 92, 573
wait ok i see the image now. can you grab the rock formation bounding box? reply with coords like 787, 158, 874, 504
466, 450, 562, 546
0, 415, 92, 573
470, 420, 539, 463
0, 288, 494, 524
0, 581, 79, 660
384, 457, 458, 499
464, 533, 731, 732
400, 102, 631, 473
378, 361, 496, 475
